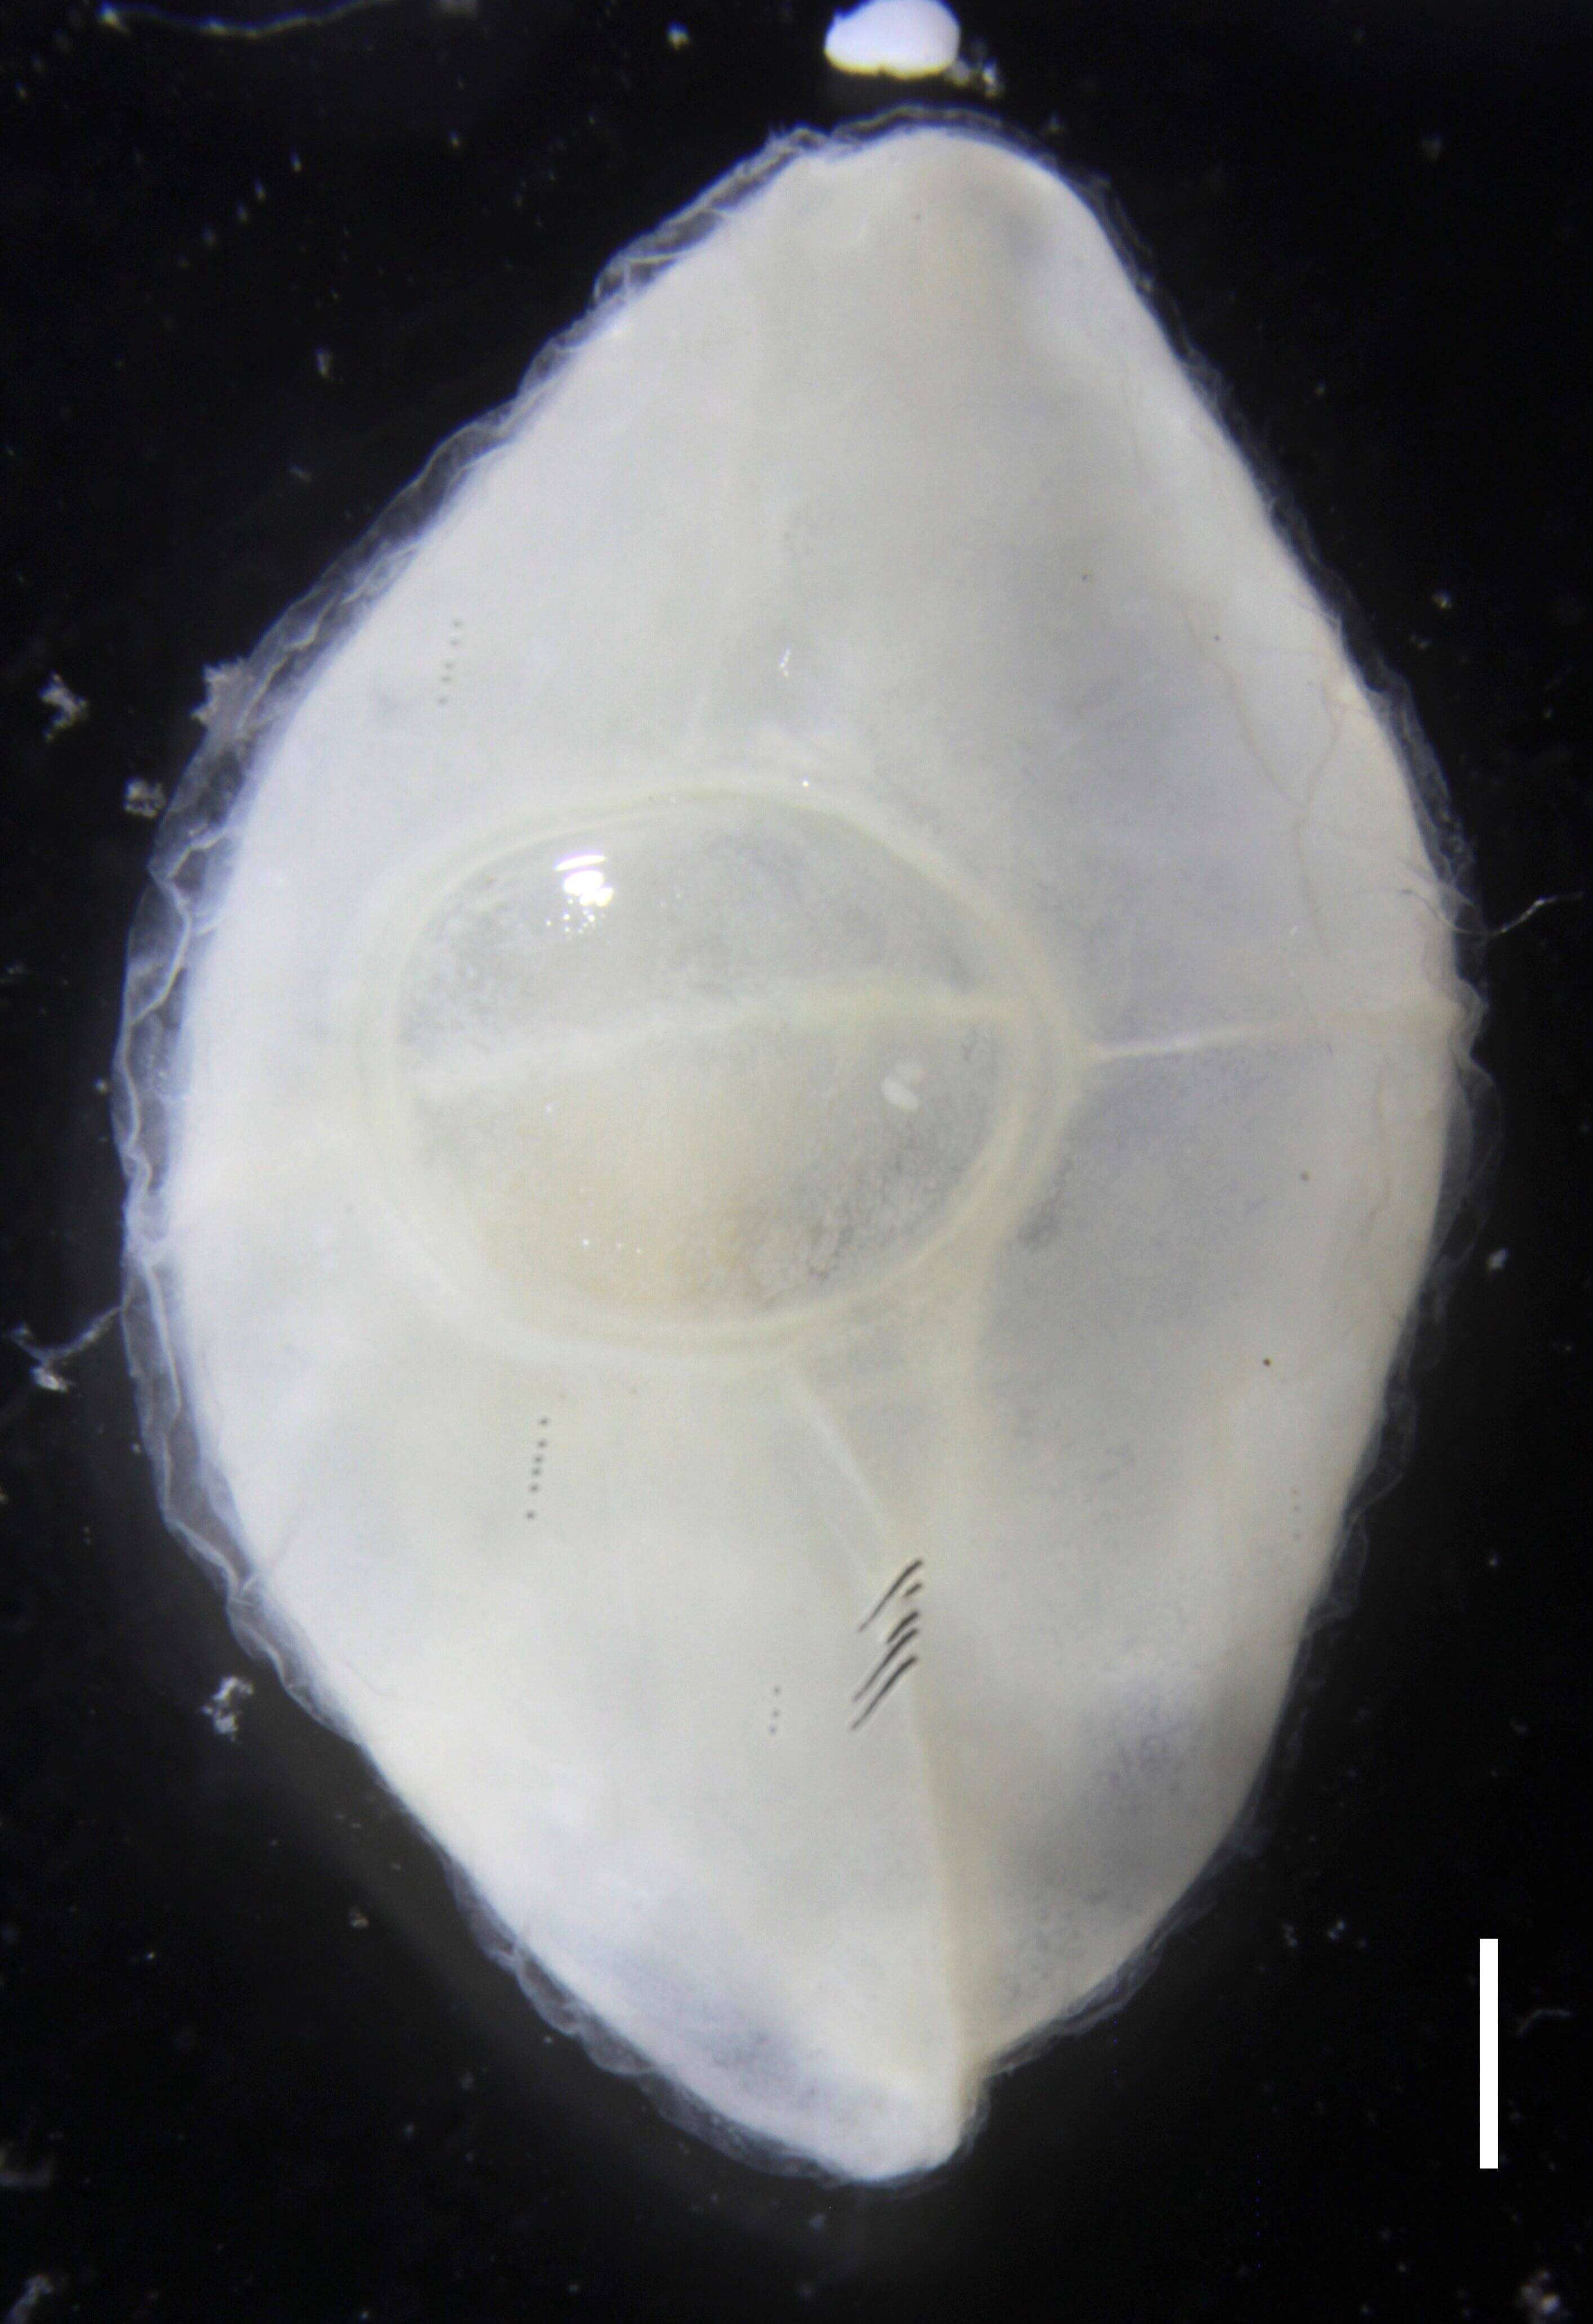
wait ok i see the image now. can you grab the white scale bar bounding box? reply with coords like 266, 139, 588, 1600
1479, 1937, 1499, 2169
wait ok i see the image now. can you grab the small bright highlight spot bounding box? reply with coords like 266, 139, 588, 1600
881, 1059, 925, 1111
562, 861, 614, 908
824, 0, 960, 79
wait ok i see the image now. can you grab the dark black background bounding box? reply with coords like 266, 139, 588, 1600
2, 2, 1590, 2318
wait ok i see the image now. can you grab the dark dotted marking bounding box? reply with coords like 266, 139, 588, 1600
851, 1557, 924, 1730
767, 1683, 782, 1739
437, 615, 465, 707
525, 1415, 552, 1520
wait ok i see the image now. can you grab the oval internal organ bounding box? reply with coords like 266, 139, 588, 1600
371, 793, 1057, 1340
119, 123, 1466, 2183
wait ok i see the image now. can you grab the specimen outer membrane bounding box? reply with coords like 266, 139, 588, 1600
117, 123, 1469, 2182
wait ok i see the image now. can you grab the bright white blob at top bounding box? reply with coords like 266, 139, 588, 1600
824, 1, 961, 77
117, 124, 1468, 2185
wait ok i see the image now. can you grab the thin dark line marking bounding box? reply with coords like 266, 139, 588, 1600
857, 1558, 923, 1632
850, 1656, 918, 1729
851, 1619, 920, 1704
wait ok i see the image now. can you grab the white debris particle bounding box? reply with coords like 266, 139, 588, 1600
1517, 2270, 1565, 2322
6, 1310, 117, 1394
824, 0, 959, 79
123, 777, 167, 819
202, 1673, 254, 1739
195, 659, 250, 735
3, 2272, 64, 2324
39, 673, 88, 738
881, 1058, 925, 1110
946, 44, 1002, 98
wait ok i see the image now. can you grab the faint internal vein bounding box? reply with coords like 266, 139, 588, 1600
1090, 992, 1458, 1066
408, 981, 1005, 1102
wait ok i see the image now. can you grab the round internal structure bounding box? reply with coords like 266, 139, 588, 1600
368, 792, 1056, 1341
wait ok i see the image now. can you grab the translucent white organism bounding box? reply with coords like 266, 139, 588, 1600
824, 1, 960, 77
116, 122, 1472, 2184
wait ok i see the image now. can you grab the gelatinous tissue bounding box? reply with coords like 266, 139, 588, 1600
115, 122, 1474, 2181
